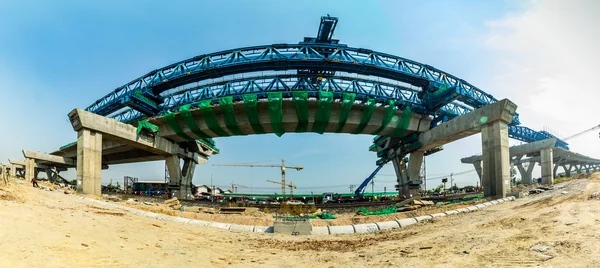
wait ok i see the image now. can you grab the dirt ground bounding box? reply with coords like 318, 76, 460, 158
2, 176, 600, 268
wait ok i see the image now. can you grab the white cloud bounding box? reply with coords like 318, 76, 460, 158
481, 0, 600, 158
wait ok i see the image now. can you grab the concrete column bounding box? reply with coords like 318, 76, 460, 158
481, 120, 510, 198
9, 164, 16, 178
517, 162, 535, 184
575, 165, 582, 174
562, 165, 571, 177
392, 155, 410, 198
166, 155, 197, 200
540, 148, 553, 185
25, 158, 35, 180
76, 129, 103, 196
553, 163, 560, 178
585, 165, 590, 173
472, 160, 483, 185
407, 151, 424, 189
1, 165, 7, 185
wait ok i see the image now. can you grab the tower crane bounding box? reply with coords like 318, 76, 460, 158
267, 180, 297, 196
231, 183, 248, 193
212, 159, 303, 195
563, 124, 600, 141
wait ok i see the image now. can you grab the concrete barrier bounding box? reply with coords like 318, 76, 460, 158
456, 208, 470, 213
352, 223, 379, 234
172, 217, 191, 224
430, 213, 447, 218
209, 222, 231, 230
375, 221, 400, 230
414, 215, 433, 222
496, 199, 504, 203
475, 204, 486, 209
466, 206, 479, 211
444, 210, 459, 215
229, 224, 255, 232
508, 196, 516, 200
254, 226, 274, 233
490, 200, 499, 205
328, 225, 355, 234
483, 202, 493, 207
188, 220, 210, 226
144, 212, 160, 218
397, 218, 418, 227
311, 226, 330, 235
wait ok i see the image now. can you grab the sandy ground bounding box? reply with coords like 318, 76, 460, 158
2, 176, 600, 268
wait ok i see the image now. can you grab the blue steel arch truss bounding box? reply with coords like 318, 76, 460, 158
86, 15, 568, 150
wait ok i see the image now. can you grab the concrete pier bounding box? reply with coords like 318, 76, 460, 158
67, 109, 214, 198
540, 148, 553, 184
419, 99, 516, 197
76, 129, 103, 195
481, 120, 511, 197
516, 162, 535, 184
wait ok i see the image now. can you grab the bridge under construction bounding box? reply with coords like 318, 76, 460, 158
6, 15, 600, 200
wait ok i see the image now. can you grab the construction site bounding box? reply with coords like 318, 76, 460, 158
2, 2, 600, 267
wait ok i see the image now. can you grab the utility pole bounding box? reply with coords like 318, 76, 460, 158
371, 177, 375, 195
450, 173, 453, 192
210, 174, 214, 202
349, 184, 356, 193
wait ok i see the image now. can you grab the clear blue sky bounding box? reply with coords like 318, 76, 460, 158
2, 0, 598, 194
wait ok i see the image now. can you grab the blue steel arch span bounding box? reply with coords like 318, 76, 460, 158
85, 15, 568, 150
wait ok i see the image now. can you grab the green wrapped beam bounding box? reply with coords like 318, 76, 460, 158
268, 92, 284, 137
391, 106, 413, 137
292, 91, 309, 132
136, 120, 160, 136
178, 104, 210, 139
219, 96, 245, 136
198, 100, 230, 137
242, 94, 265, 134
59, 141, 77, 150
371, 100, 398, 135
353, 98, 376, 134
336, 92, 356, 133
311, 91, 334, 134
163, 113, 193, 140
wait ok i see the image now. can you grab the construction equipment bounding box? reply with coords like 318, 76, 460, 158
213, 159, 303, 195
563, 124, 600, 141
231, 183, 248, 193
267, 180, 297, 196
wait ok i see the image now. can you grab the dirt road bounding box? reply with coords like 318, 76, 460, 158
1, 176, 600, 267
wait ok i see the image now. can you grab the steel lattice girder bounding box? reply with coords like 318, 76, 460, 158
84, 43, 519, 124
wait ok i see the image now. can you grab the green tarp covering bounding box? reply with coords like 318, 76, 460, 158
198, 100, 229, 137
219, 96, 245, 136
178, 104, 210, 139
391, 106, 412, 137
292, 91, 309, 132
242, 94, 265, 134
336, 92, 356, 133
353, 98, 376, 134
136, 120, 160, 136
371, 100, 398, 135
312, 91, 333, 134
358, 206, 398, 216
268, 92, 284, 137
164, 113, 193, 140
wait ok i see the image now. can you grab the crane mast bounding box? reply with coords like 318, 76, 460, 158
267, 179, 297, 196
212, 159, 303, 195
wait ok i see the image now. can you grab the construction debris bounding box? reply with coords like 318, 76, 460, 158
164, 197, 181, 210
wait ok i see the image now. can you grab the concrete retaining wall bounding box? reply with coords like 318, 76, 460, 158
76, 195, 514, 236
